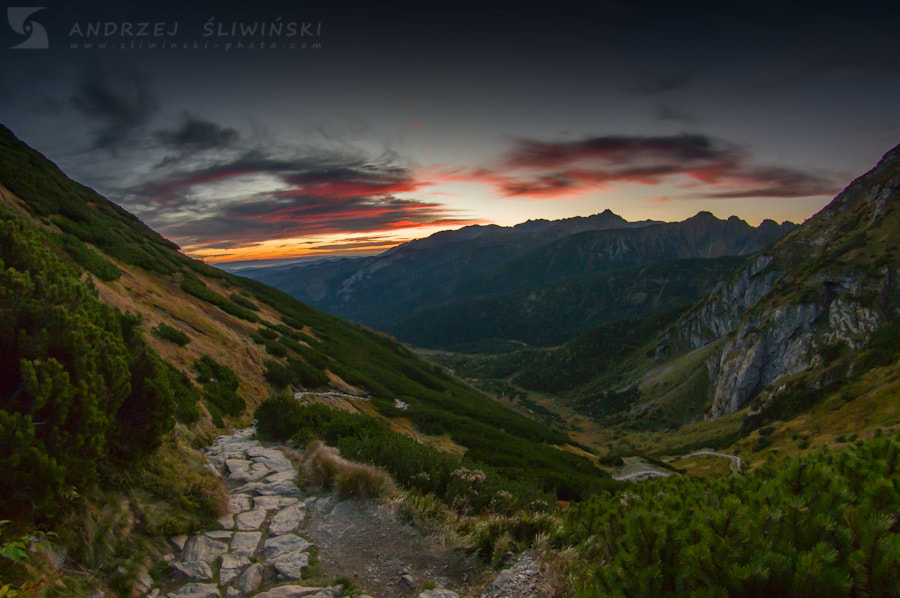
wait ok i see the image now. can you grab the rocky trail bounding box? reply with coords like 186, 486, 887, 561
149, 428, 546, 598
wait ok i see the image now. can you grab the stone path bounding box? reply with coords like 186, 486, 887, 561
151, 428, 463, 598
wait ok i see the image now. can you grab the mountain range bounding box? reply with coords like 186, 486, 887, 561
245, 209, 795, 351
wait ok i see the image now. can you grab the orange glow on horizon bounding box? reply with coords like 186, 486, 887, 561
181, 222, 478, 264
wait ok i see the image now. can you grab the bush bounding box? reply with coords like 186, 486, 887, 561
255, 394, 304, 440
53, 233, 121, 281
192, 355, 245, 417
180, 275, 259, 322
0, 210, 186, 524
303, 440, 396, 499
152, 322, 190, 346
229, 293, 259, 311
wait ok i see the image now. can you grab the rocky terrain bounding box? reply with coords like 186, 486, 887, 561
656, 143, 900, 419
151, 429, 546, 598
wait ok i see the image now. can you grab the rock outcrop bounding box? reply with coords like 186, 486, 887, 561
656, 143, 900, 418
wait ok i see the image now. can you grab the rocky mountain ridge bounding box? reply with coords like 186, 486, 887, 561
657, 143, 900, 418
247, 210, 795, 351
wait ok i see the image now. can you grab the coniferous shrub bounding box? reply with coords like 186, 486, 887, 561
192, 355, 244, 417
152, 322, 191, 346
0, 211, 187, 524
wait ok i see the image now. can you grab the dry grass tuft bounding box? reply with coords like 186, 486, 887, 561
302, 440, 397, 499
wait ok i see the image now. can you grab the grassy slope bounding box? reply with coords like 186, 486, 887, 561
0, 123, 607, 488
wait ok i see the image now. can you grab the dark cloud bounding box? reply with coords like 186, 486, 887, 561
128, 147, 475, 250
700, 166, 840, 199
70, 70, 158, 149
482, 133, 840, 199
504, 134, 737, 170
654, 103, 698, 124
155, 113, 240, 151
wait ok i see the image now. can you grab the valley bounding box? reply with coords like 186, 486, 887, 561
2, 122, 900, 597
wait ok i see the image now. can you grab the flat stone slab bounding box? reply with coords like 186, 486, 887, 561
219, 553, 250, 585
253, 587, 334, 598
235, 509, 267, 531
230, 531, 262, 557
183, 535, 228, 563
228, 495, 252, 514
273, 551, 310, 580
265, 470, 297, 484
235, 563, 263, 595
204, 530, 233, 541
263, 534, 313, 560
171, 561, 213, 581
269, 503, 305, 536
257, 480, 302, 497
252, 452, 295, 472
225, 458, 253, 474
166, 582, 220, 598
231, 482, 266, 496
217, 514, 235, 530
229, 461, 273, 483
254, 496, 299, 511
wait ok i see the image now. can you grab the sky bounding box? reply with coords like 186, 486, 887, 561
1, 0, 899, 264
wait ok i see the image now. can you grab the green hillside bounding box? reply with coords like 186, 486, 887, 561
0, 125, 610, 594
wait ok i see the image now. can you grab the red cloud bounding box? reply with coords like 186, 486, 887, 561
470, 134, 839, 200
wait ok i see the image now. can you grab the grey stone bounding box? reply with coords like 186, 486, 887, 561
273, 551, 310, 580
219, 553, 250, 585
217, 514, 235, 530
257, 480, 301, 497
253, 587, 332, 598
135, 570, 154, 594
169, 534, 188, 551
248, 447, 294, 472
230, 531, 262, 557
183, 535, 228, 563
269, 503, 305, 536
246, 446, 283, 459
231, 482, 266, 495
229, 461, 272, 483
235, 509, 267, 531
228, 494, 252, 514
418, 591, 460, 598
166, 583, 219, 598
204, 530, 233, 541
263, 534, 313, 560
171, 561, 213, 581
225, 458, 253, 475
253, 495, 299, 511
265, 470, 297, 484
234, 563, 263, 595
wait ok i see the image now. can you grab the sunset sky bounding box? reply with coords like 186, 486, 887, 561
2, 1, 899, 264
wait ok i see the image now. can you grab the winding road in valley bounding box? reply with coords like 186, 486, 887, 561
613, 449, 742, 482
664, 450, 742, 473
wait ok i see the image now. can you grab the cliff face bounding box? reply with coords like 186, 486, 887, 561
657, 144, 900, 419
